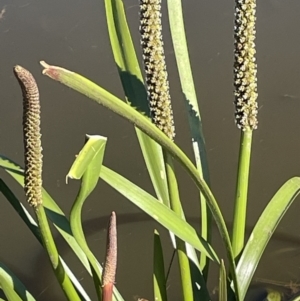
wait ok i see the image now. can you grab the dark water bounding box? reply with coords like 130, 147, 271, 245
1, 0, 300, 300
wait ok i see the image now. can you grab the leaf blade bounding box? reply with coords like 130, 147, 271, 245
153, 230, 168, 301
236, 177, 300, 300
104, 0, 170, 205
0, 262, 35, 301
100, 165, 218, 262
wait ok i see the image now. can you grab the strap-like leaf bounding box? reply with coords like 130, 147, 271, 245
219, 260, 227, 301
100, 165, 218, 262
0, 262, 35, 301
68, 135, 111, 301
236, 177, 300, 299
104, 0, 170, 206
153, 230, 168, 301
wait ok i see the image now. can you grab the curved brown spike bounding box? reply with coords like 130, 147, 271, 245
14, 65, 43, 208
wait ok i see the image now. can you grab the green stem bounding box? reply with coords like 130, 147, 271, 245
35, 206, 81, 301
163, 151, 193, 301
232, 130, 253, 257
70, 183, 102, 301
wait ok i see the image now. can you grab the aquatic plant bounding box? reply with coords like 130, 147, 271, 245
1, 0, 300, 301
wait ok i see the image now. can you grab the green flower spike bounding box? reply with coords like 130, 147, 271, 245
140, 0, 175, 140
234, 0, 258, 131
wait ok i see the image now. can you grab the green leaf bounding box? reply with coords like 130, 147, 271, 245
104, 0, 148, 114
0, 262, 35, 301
236, 177, 300, 300
153, 230, 168, 301
67, 135, 107, 182
0, 179, 90, 300
68, 135, 113, 301
188, 259, 211, 301
0, 153, 125, 301
218, 260, 227, 301
166, 0, 211, 270
100, 165, 218, 262
40, 62, 238, 296
0, 155, 89, 268
0, 155, 93, 300
104, 1, 203, 276
104, 0, 170, 206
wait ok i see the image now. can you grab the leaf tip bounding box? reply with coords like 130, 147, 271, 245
65, 174, 71, 184
40, 60, 73, 81
40, 60, 50, 69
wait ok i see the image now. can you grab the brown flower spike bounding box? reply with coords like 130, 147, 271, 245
14, 65, 43, 207
102, 212, 117, 301
140, 0, 175, 140
234, 0, 258, 131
